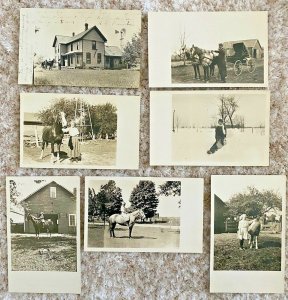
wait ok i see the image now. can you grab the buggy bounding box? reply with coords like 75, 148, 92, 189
226, 42, 256, 76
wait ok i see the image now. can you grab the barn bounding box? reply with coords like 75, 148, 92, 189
21, 181, 77, 235
104, 46, 123, 69
223, 39, 264, 59
214, 194, 228, 234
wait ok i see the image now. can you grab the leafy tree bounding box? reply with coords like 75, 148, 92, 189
158, 181, 181, 196
90, 103, 117, 138
90, 181, 123, 220
122, 33, 141, 68
226, 186, 282, 218
130, 181, 159, 219
9, 180, 20, 205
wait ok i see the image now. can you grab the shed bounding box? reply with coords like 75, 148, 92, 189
214, 194, 228, 234
105, 45, 123, 69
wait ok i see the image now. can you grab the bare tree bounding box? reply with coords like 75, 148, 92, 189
179, 31, 187, 66
218, 95, 239, 127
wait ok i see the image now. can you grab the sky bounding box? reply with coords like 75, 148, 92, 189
32, 9, 141, 58
21, 93, 119, 113
88, 179, 181, 217
213, 176, 284, 204
172, 93, 267, 128
169, 12, 267, 51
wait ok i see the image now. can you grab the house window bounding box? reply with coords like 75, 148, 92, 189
77, 42, 79, 50
50, 187, 56, 198
71, 43, 73, 51
86, 52, 91, 64
97, 53, 102, 64
71, 55, 74, 64
69, 214, 76, 226
92, 41, 96, 50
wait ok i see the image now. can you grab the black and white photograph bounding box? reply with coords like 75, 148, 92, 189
84, 177, 203, 253
20, 93, 140, 169
210, 175, 286, 294
19, 8, 141, 88
6, 176, 81, 294
150, 90, 269, 166
149, 11, 268, 87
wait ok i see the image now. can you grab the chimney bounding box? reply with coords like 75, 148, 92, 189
72, 32, 75, 36
85, 23, 88, 31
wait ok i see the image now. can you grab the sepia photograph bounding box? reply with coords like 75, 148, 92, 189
150, 90, 269, 166
149, 11, 268, 87
19, 9, 141, 88
6, 176, 81, 294
84, 177, 203, 253
210, 175, 286, 294
20, 93, 140, 169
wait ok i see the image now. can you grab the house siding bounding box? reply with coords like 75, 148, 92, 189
23, 182, 76, 235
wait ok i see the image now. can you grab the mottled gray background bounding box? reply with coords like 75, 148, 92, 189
0, 0, 287, 299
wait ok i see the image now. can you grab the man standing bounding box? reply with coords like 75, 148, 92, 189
216, 43, 227, 83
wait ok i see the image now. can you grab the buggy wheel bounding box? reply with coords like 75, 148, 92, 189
234, 60, 242, 76
247, 58, 256, 73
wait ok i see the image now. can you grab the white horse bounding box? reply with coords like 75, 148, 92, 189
108, 209, 145, 238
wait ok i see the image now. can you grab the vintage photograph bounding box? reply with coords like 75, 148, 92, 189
84, 177, 203, 253
150, 91, 269, 166
6, 176, 81, 294
149, 11, 268, 87
210, 175, 286, 294
19, 9, 141, 88
20, 93, 140, 169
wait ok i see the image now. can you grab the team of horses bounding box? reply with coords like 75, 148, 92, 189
183, 44, 220, 82
41, 59, 55, 70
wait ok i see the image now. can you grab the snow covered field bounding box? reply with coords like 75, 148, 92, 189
172, 128, 268, 166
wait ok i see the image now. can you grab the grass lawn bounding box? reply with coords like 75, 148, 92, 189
34, 68, 140, 88
11, 234, 77, 272
214, 232, 281, 271
88, 223, 180, 249
171, 60, 264, 84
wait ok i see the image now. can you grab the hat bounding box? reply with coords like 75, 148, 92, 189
219, 43, 223, 48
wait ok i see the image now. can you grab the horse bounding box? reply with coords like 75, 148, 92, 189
108, 209, 146, 239
41, 59, 55, 70
190, 45, 219, 82
185, 48, 201, 80
26, 211, 54, 239
248, 217, 261, 249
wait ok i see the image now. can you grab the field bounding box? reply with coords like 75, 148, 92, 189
34, 68, 140, 88
88, 223, 180, 249
11, 234, 77, 272
22, 139, 116, 166
172, 128, 268, 165
214, 233, 282, 271
171, 59, 264, 84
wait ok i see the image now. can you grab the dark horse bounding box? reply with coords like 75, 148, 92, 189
185, 48, 201, 80
41, 59, 55, 70
40, 120, 64, 162
108, 209, 145, 239
26, 211, 54, 239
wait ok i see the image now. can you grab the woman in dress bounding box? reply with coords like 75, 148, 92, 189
237, 214, 252, 250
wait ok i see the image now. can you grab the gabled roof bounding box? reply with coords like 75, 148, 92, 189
214, 194, 227, 208
105, 45, 123, 57
53, 25, 107, 47
223, 39, 262, 49
21, 180, 75, 203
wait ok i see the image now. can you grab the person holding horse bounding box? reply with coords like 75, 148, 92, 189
215, 43, 227, 83
207, 119, 226, 154
63, 120, 81, 162
237, 214, 253, 250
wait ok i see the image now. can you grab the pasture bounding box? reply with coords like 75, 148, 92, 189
171, 60, 264, 84
214, 233, 282, 271
11, 234, 77, 272
22, 139, 116, 166
88, 223, 180, 249
34, 68, 140, 88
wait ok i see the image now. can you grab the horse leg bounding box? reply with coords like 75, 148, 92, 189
255, 236, 258, 249
193, 65, 197, 79
197, 65, 201, 80
110, 222, 116, 238
50, 143, 55, 162
250, 235, 253, 249
40, 141, 45, 159
129, 224, 134, 239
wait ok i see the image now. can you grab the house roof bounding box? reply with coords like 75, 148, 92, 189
105, 45, 123, 57
21, 180, 75, 204
52, 25, 107, 47
214, 194, 227, 208
223, 39, 262, 50
24, 112, 43, 125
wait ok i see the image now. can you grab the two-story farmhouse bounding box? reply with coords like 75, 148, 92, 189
53, 23, 122, 69
21, 181, 77, 235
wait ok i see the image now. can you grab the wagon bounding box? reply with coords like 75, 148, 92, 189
226, 42, 256, 76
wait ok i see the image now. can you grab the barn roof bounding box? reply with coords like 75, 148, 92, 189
214, 194, 227, 208
52, 26, 107, 47
24, 112, 43, 125
105, 45, 123, 57
21, 180, 75, 203
223, 39, 262, 50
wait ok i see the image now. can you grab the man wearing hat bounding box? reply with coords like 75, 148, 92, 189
216, 43, 227, 83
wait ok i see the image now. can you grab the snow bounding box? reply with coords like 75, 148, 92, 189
172, 128, 268, 166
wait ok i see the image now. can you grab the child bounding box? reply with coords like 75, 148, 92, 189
207, 119, 226, 154
237, 214, 252, 250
